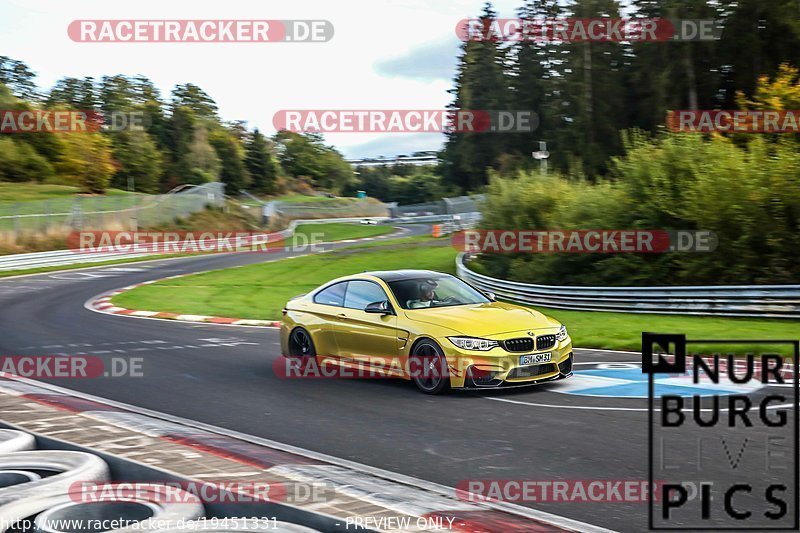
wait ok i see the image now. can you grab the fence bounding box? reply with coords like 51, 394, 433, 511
386, 194, 485, 218
0, 183, 225, 238
249, 194, 485, 227
456, 253, 800, 318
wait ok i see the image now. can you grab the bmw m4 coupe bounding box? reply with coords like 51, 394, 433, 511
280, 270, 573, 394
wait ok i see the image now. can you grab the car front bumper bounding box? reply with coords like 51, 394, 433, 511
440, 336, 574, 389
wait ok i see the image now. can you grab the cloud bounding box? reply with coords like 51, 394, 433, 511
374, 38, 460, 82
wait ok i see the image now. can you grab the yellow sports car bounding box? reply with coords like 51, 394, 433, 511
280, 270, 573, 394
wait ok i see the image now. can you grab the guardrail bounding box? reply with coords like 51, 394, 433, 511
456, 253, 800, 318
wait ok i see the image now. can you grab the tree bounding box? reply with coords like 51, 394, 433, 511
0, 138, 55, 182
550, 0, 629, 179
274, 131, 354, 192
184, 124, 221, 184
0, 56, 38, 101
511, 0, 563, 159
209, 128, 249, 194
110, 131, 163, 193
244, 128, 278, 194
57, 134, 114, 193
171, 84, 218, 119
47, 77, 97, 110
442, 2, 514, 191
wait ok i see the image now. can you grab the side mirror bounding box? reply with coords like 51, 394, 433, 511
365, 300, 394, 315
484, 291, 496, 301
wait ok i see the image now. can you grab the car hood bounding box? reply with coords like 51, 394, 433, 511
403, 301, 560, 337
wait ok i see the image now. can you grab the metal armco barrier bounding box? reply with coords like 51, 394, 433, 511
456, 253, 800, 318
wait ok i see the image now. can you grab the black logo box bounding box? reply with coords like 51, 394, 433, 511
643, 333, 799, 530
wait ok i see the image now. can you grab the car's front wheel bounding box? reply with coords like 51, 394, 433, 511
288, 327, 316, 357
409, 339, 450, 395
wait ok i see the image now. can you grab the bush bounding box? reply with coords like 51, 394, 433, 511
0, 138, 55, 182
476, 131, 800, 286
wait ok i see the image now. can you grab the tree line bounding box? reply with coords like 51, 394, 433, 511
456, 0, 800, 285
0, 60, 355, 196
442, 0, 800, 190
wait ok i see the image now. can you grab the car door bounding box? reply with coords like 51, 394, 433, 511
306, 281, 348, 356
334, 280, 399, 371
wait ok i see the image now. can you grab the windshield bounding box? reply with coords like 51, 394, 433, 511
388, 276, 490, 309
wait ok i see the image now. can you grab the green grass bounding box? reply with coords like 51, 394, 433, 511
0, 183, 136, 206
526, 307, 797, 356
241, 194, 364, 207
112, 239, 799, 355
113, 238, 454, 320
293, 222, 393, 242
272, 194, 354, 204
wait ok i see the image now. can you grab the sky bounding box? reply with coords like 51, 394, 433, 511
0, 0, 522, 158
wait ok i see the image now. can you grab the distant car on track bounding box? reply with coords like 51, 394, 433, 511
359, 219, 378, 225
280, 270, 573, 393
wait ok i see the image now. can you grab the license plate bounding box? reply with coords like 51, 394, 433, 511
519, 353, 552, 366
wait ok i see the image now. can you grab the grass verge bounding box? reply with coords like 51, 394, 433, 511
293, 222, 393, 242
111, 239, 798, 355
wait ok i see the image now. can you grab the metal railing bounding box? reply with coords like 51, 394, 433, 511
456, 253, 800, 318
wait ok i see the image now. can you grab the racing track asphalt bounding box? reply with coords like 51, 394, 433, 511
0, 224, 795, 532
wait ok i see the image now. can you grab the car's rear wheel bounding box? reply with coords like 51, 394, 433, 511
288, 327, 316, 357
409, 339, 450, 394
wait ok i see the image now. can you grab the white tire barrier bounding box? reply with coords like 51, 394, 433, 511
0, 470, 41, 490
0, 430, 35, 454
32, 484, 204, 533
0, 451, 110, 510
0, 431, 321, 531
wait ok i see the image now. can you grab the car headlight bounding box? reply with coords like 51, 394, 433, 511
556, 325, 568, 342
448, 336, 499, 351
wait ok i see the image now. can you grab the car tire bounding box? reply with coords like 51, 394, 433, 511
409, 339, 450, 395
288, 327, 316, 358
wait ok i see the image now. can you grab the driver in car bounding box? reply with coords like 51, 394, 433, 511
407, 281, 438, 309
